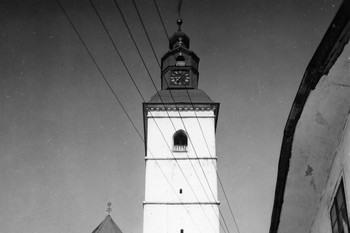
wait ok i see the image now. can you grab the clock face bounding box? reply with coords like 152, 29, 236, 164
170, 70, 190, 86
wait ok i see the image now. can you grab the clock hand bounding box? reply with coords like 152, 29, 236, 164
177, 72, 187, 81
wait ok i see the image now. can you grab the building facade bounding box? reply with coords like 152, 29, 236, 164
143, 20, 220, 233
269, 1, 350, 232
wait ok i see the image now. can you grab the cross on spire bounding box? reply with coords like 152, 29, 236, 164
106, 202, 112, 215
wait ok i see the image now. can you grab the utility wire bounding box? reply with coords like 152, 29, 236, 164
132, 1, 233, 233
63, 0, 234, 231
187, 93, 241, 233
131, 4, 223, 222
111, 1, 222, 232
112, 1, 225, 232
113, 1, 232, 232
111, 0, 158, 92
88, 0, 145, 102
152, 2, 241, 233
58, 0, 234, 231
55, 0, 142, 141
89, 1, 217, 232
55, 1, 202, 232
131, 0, 161, 68
152, 0, 169, 39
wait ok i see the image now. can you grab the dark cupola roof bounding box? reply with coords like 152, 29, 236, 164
91, 203, 123, 233
92, 215, 123, 233
169, 19, 190, 49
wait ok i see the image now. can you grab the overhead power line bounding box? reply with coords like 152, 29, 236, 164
111, 0, 159, 92
131, 0, 161, 68
88, 1, 218, 232
132, 1, 235, 232
152, 2, 241, 233
106, 0, 233, 232
55, 1, 202, 232
57, 0, 239, 232
55, 0, 142, 141
88, 0, 146, 102
110, 1, 227, 232
152, 0, 170, 39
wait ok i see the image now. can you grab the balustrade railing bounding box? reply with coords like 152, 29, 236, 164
173, 145, 187, 152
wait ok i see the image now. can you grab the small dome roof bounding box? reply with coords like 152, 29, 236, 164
169, 19, 190, 49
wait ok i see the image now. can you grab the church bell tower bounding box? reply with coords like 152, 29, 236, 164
143, 19, 220, 233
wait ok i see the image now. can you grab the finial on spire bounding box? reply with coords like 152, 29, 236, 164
177, 18, 183, 31
106, 202, 112, 215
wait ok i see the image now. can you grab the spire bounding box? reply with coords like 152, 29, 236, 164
160, 17, 200, 90
169, 18, 190, 50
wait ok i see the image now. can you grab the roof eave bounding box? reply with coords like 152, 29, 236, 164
269, 1, 350, 232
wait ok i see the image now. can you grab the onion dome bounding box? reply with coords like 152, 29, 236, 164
169, 19, 190, 50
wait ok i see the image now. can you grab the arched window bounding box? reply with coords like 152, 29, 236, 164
173, 130, 188, 152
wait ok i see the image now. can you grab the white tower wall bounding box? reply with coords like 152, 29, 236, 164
143, 109, 220, 233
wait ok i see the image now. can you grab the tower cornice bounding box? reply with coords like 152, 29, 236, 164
143, 202, 220, 205
145, 157, 217, 160
142, 102, 219, 157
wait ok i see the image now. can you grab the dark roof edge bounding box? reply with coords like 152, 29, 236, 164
92, 215, 123, 233
269, 1, 350, 232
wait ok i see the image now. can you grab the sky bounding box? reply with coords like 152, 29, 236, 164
0, 0, 343, 233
